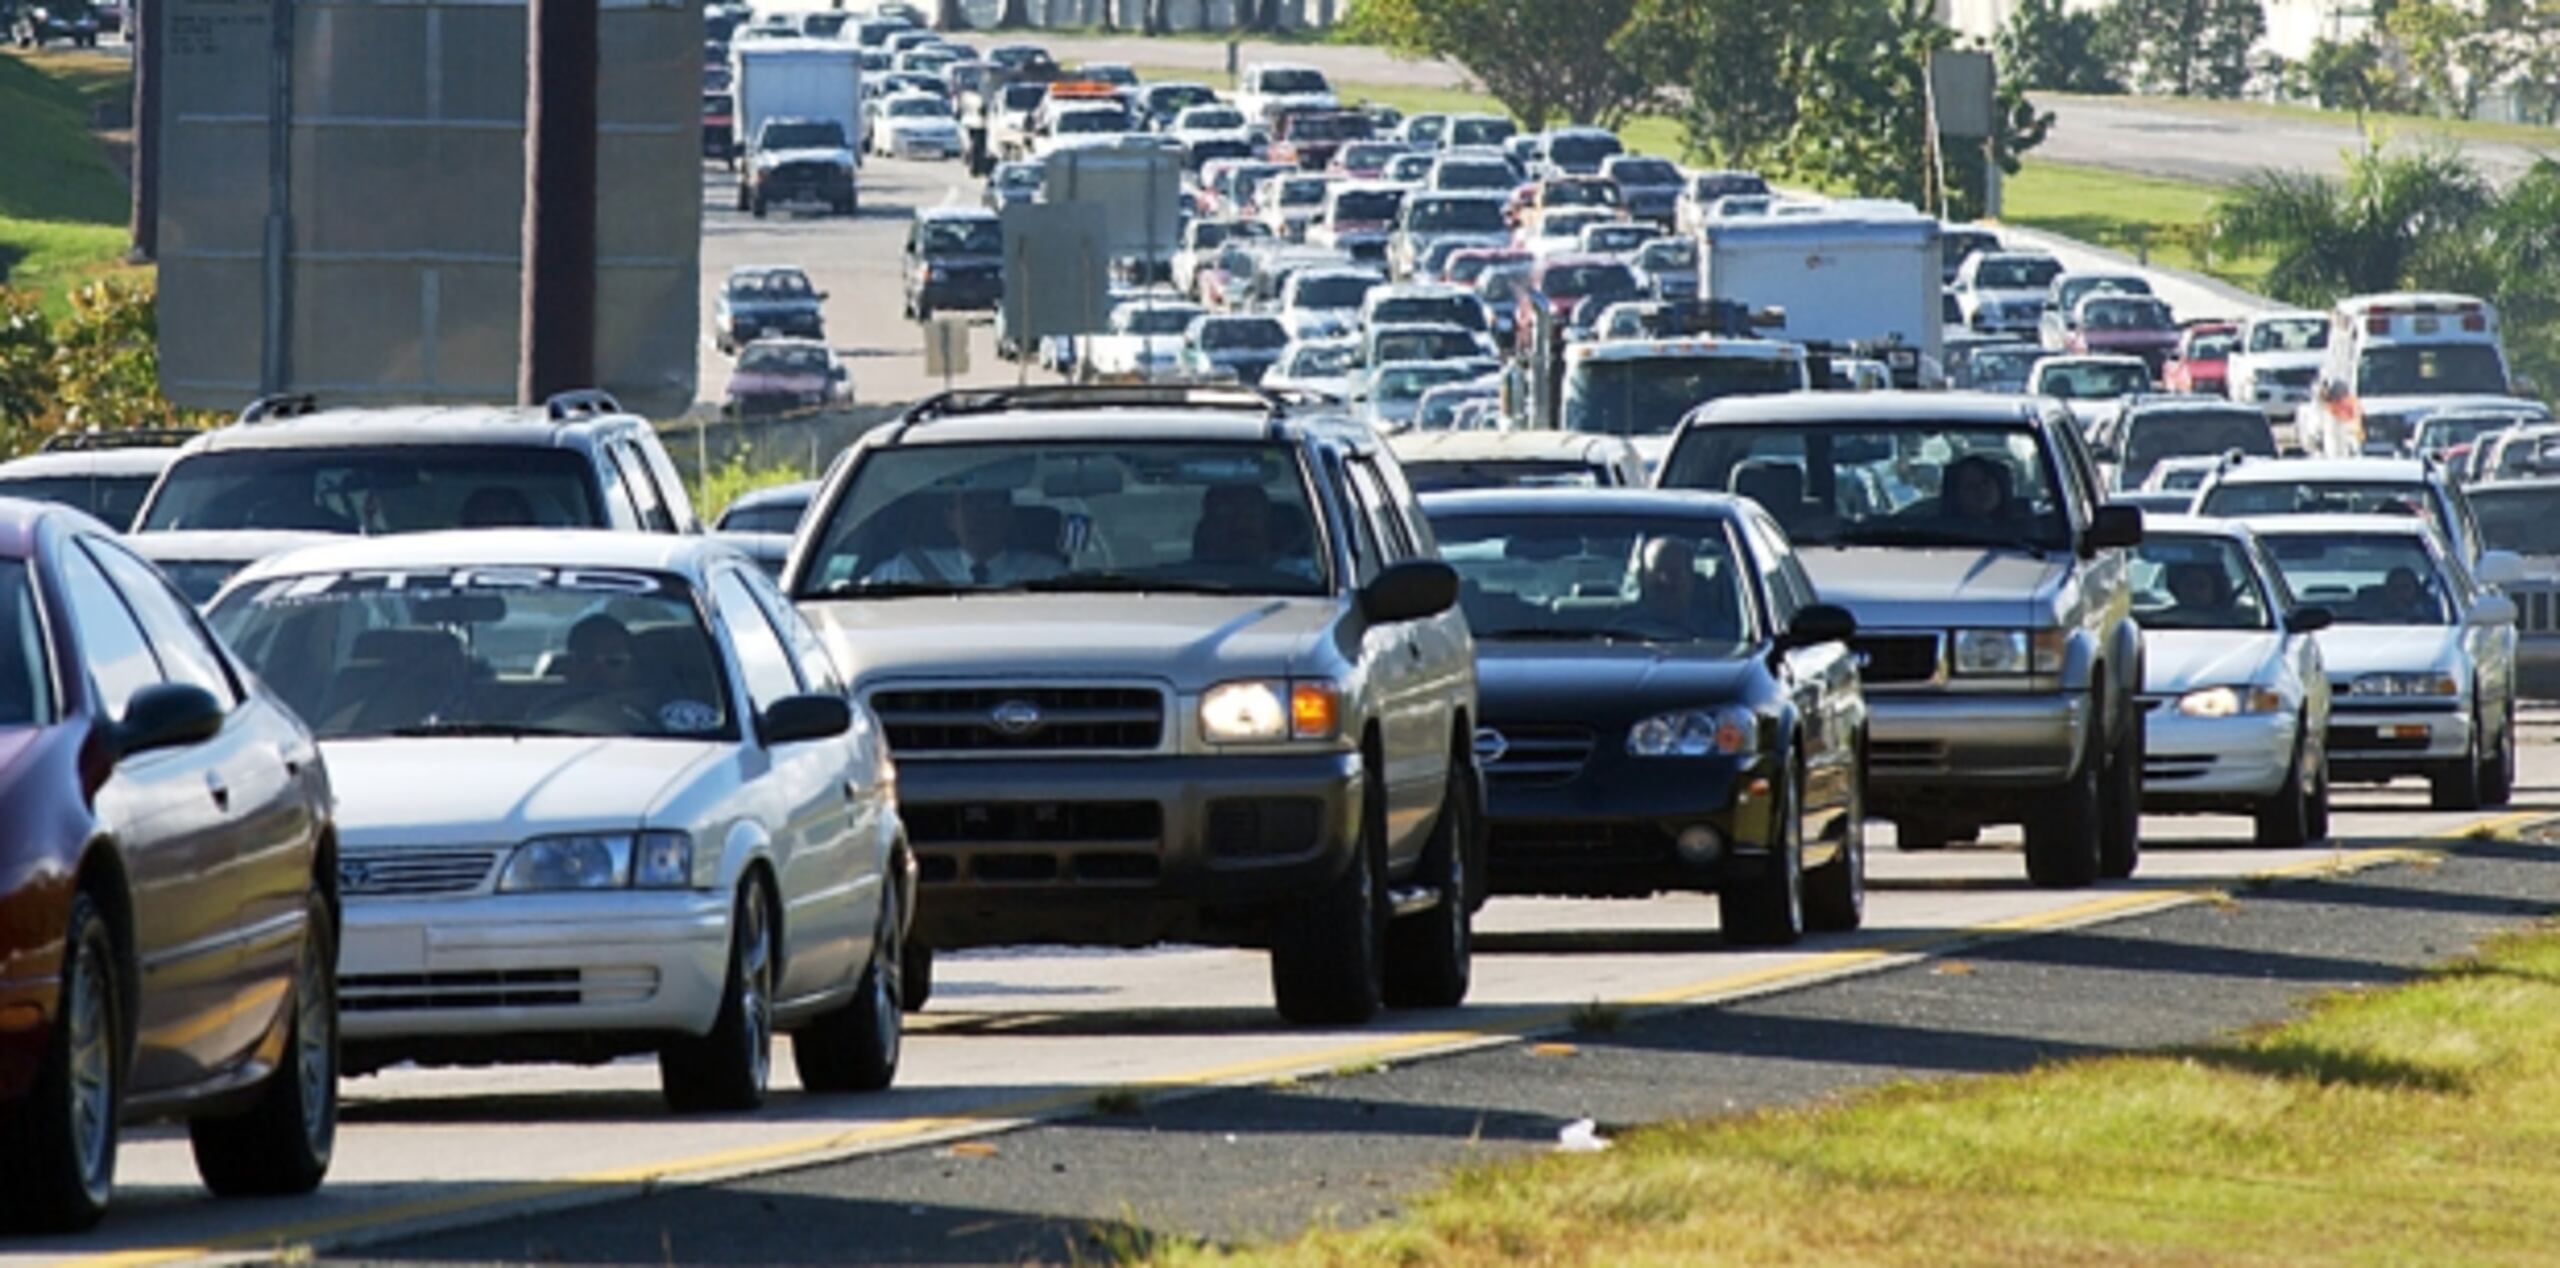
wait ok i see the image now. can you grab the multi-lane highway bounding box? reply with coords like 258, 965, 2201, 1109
14, 731, 2557, 1265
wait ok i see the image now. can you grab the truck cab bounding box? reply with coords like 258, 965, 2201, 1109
2304, 292, 2516, 459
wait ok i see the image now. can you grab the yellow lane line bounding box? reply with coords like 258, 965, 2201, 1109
75, 811, 2543, 1268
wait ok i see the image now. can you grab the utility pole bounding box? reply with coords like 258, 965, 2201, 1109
128, 0, 162, 262
518, 0, 600, 403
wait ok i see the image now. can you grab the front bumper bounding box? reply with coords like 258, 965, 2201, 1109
337, 890, 732, 1046
2325, 701, 2471, 779
1483, 751, 1780, 897
2141, 702, 2297, 808
755, 169, 855, 205
890, 132, 963, 159
917, 272, 1005, 309
894, 752, 1365, 950
1866, 689, 2090, 820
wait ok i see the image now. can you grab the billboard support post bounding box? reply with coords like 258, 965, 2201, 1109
519, 0, 601, 402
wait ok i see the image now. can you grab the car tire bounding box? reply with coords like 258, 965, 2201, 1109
793, 884, 902, 1094
0, 891, 120, 1234
191, 890, 337, 1197
2024, 741, 2103, 888
2305, 750, 2332, 841
1383, 747, 1476, 1009
2097, 707, 2143, 880
2254, 732, 2318, 849
901, 941, 934, 1012
751, 192, 769, 219
1720, 762, 1806, 947
2483, 707, 2515, 808
660, 874, 776, 1114
2430, 711, 2488, 811
735, 183, 751, 213
1894, 818, 1951, 851
1804, 748, 1867, 933
1270, 766, 1388, 1026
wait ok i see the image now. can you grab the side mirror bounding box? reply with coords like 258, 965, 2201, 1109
831, 365, 849, 382
117, 682, 225, 758
816, 290, 831, 300
762, 693, 853, 745
2287, 605, 2334, 634
2469, 593, 2519, 627
2084, 503, 2144, 553
2476, 549, 2527, 589
1778, 602, 1857, 651
1360, 559, 1459, 624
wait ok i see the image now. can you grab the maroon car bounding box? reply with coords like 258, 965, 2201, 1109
0, 500, 339, 1232
1513, 253, 1643, 354
2067, 293, 2182, 379
1267, 108, 1372, 171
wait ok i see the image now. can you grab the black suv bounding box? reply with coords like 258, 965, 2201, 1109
903, 207, 1005, 319
787, 386, 1484, 1025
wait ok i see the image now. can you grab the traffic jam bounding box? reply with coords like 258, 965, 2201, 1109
3, 5, 2554, 1238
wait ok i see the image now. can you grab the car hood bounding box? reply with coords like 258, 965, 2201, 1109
2081, 329, 2179, 351
1796, 546, 2063, 626
2314, 625, 2466, 679
725, 297, 821, 318
729, 369, 827, 393
757, 146, 853, 166
323, 737, 725, 845
2143, 629, 2285, 693
1477, 643, 1756, 722
2230, 349, 2322, 372
807, 593, 1345, 685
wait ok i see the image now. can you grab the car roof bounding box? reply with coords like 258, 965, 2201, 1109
2135, 513, 2254, 542
229, 529, 740, 588
2462, 476, 2560, 498
873, 395, 1369, 449
724, 480, 817, 512
2238, 512, 2441, 539
726, 263, 808, 278
1688, 390, 2049, 427
1420, 487, 1744, 520
2120, 396, 2269, 418
173, 405, 627, 454
2212, 456, 2427, 484
2033, 353, 2148, 369
916, 204, 998, 221
0, 448, 181, 478
1392, 431, 1629, 463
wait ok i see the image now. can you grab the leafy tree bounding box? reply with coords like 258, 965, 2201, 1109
2208, 143, 2492, 304
1779, 0, 2052, 221
2287, 37, 2419, 114
1621, 0, 1853, 167
1996, 0, 2119, 93
2096, 0, 2266, 98
1341, 0, 1655, 129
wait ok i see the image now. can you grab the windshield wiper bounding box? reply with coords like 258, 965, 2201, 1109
814, 579, 964, 598
379, 721, 586, 739
1841, 525, 2054, 556
1019, 573, 1253, 595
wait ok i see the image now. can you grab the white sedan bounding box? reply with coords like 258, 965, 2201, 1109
870, 92, 964, 160
209, 532, 912, 1112
2132, 517, 2332, 846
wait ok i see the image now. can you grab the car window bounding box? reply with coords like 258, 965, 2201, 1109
1741, 513, 1807, 631
1431, 512, 1753, 649
1664, 422, 2071, 553
1321, 449, 1382, 582
2130, 535, 2273, 630
713, 571, 807, 714
57, 541, 165, 720
744, 568, 844, 695
1345, 458, 1414, 562
611, 443, 677, 533
142, 446, 606, 534
86, 538, 238, 705
2259, 533, 2453, 626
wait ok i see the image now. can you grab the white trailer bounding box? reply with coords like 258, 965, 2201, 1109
732, 39, 865, 217
1702, 200, 1942, 381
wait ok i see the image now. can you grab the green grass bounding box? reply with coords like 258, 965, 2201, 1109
686, 455, 810, 524
1151, 918, 2560, 1266
2049, 91, 2560, 153
0, 48, 141, 313
2001, 161, 2271, 291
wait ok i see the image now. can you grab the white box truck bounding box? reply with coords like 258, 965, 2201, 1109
1703, 200, 1942, 385
732, 39, 864, 218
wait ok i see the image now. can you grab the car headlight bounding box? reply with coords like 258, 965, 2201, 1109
1201, 679, 1340, 743
2176, 685, 2285, 718
2351, 672, 2461, 698
1627, 706, 1758, 758
498, 831, 693, 892
1950, 629, 2067, 676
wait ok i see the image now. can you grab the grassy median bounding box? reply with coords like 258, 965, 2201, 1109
0, 47, 143, 313
1149, 916, 2560, 1265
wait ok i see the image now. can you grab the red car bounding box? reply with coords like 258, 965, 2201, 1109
1504, 176, 1623, 229
2065, 292, 2182, 380
0, 500, 340, 1231
2164, 321, 2238, 396
1513, 252, 1643, 354
1266, 108, 1372, 171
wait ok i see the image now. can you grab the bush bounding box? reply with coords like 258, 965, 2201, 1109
0, 276, 214, 455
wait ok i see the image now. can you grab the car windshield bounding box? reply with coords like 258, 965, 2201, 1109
1542, 263, 1637, 300
1448, 117, 1514, 146
1433, 514, 1751, 648
1199, 318, 1287, 350
1292, 274, 1376, 309
995, 164, 1042, 190
1584, 226, 1648, 253
2121, 410, 2276, 483
2035, 361, 2149, 399
1543, 181, 1618, 207
1954, 346, 2041, 390
0, 561, 46, 728
1115, 304, 1206, 335
1434, 161, 1513, 191
1002, 82, 1048, 109
2419, 414, 2538, 456
2469, 488, 2560, 556
803, 443, 1328, 598
1563, 356, 1802, 437
1637, 240, 1695, 270
2061, 277, 2150, 310
1340, 144, 1401, 169
208, 566, 736, 741
1688, 173, 1768, 199
1408, 197, 1505, 232
760, 121, 845, 149
1333, 190, 1402, 221
2260, 533, 2452, 626
1975, 257, 2060, 290
921, 219, 1002, 254
1275, 178, 1327, 207
1449, 254, 1518, 286
1416, 391, 1492, 430
728, 271, 813, 300
2198, 479, 2435, 523
1374, 329, 1477, 362
1285, 343, 1356, 375
1373, 297, 1481, 330
1055, 108, 1126, 134
738, 344, 829, 374
2357, 344, 2508, 395
2081, 296, 2173, 330
2187, 331, 2238, 360
2249, 317, 2328, 352
2130, 535, 2273, 631
1403, 460, 1603, 492
1609, 158, 1678, 185
717, 497, 809, 535
1287, 113, 1370, 141
0, 473, 156, 529
1662, 423, 2072, 553
887, 97, 946, 118
1548, 134, 1621, 166
1259, 68, 1329, 94
1374, 364, 1480, 404
1182, 106, 1245, 129
142, 448, 603, 534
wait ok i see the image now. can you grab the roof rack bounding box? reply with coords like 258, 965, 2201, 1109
38, 427, 200, 452
238, 393, 320, 424
892, 383, 1313, 440
545, 388, 624, 421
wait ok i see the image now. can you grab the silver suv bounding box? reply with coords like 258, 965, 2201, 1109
787, 386, 1483, 1025
1660, 393, 2148, 887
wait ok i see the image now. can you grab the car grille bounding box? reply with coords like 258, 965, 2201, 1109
2512, 586, 2560, 633
1489, 821, 1672, 868
2327, 724, 2434, 752
1478, 724, 1595, 789
339, 968, 658, 1012
339, 849, 500, 898
905, 800, 1163, 887
771, 160, 839, 185
1850, 633, 1945, 686
871, 684, 1166, 755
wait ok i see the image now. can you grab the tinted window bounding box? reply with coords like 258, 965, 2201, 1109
57, 542, 163, 720
2259, 533, 2452, 626
1664, 423, 2070, 553
2469, 488, 2560, 555
1974, 257, 2061, 290
86, 539, 236, 704
1432, 513, 1750, 649
716, 498, 810, 535
0, 560, 53, 726
2120, 410, 2277, 484
0, 474, 158, 530
1563, 356, 1803, 437
2130, 534, 2274, 630
2357, 344, 2508, 396
1402, 459, 1602, 492
612, 445, 677, 534
143, 447, 604, 533
1406, 197, 1506, 233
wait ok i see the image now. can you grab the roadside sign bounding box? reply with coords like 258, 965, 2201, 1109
999, 201, 1110, 344
1929, 50, 1997, 139
156, 0, 702, 417
1040, 148, 1182, 264
924, 315, 971, 380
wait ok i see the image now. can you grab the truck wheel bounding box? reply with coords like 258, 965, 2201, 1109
834, 195, 856, 216
1721, 763, 1806, 946
2097, 708, 2142, 880
2024, 745, 2103, 888
1804, 750, 1867, 933
735, 183, 750, 213
1270, 769, 1388, 1025
1383, 746, 1476, 1009
191, 890, 337, 1197
793, 884, 903, 1093
2430, 714, 2488, 811
660, 875, 776, 1113
750, 192, 769, 220
0, 892, 120, 1233
1894, 818, 1950, 851
2253, 732, 2317, 849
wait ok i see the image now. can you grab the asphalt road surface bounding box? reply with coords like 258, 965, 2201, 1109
18, 720, 2560, 1266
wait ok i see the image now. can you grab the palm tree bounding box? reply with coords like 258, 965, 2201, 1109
2208, 142, 2493, 308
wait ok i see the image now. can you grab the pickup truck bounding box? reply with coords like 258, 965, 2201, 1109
1268, 109, 1374, 173
739, 117, 858, 218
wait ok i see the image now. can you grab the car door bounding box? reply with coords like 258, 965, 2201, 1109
1341, 452, 1445, 861
86, 535, 316, 1073
747, 567, 887, 983
1742, 511, 1859, 841
54, 537, 247, 1094
709, 568, 863, 1004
